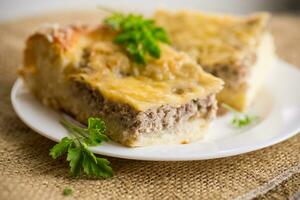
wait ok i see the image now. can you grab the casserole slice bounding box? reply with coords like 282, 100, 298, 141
155, 10, 275, 112
20, 24, 223, 147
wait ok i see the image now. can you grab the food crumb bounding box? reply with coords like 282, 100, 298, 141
181, 140, 189, 144
63, 187, 73, 196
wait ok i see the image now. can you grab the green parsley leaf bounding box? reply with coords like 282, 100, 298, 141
82, 145, 113, 178
104, 12, 170, 64
86, 117, 108, 146
67, 145, 82, 176
60, 117, 108, 146
88, 117, 106, 130
104, 12, 124, 29
50, 137, 73, 159
62, 187, 73, 196
152, 27, 170, 43
222, 104, 259, 128
231, 115, 258, 128
49, 117, 113, 178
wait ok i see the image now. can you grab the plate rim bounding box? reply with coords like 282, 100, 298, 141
11, 59, 300, 161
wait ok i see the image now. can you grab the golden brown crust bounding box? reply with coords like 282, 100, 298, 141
26, 24, 93, 51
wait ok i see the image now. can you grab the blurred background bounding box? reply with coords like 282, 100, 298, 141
0, 0, 300, 22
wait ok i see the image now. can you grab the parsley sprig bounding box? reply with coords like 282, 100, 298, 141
104, 12, 170, 64
50, 117, 113, 178
222, 104, 259, 128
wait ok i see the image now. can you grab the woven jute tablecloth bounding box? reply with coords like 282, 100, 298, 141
0, 10, 300, 200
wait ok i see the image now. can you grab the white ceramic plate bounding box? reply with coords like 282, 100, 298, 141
11, 59, 300, 161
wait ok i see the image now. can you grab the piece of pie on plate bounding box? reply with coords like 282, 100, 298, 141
20, 24, 223, 147
155, 10, 275, 112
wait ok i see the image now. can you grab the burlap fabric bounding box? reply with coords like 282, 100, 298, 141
0, 10, 299, 200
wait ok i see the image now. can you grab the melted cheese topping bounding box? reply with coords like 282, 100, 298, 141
154, 10, 270, 67
77, 70, 221, 111
65, 27, 223, 111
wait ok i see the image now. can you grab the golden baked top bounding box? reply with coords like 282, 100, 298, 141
24, 24, 223, 111
154, 10, 270, 68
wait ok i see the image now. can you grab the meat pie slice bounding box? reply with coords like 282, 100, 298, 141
155, 10, 275, 112
20, 24, 223, 147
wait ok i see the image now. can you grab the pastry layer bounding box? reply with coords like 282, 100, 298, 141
217, 33, 275, 111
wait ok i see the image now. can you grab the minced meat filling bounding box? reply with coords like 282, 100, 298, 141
74, 82, 217, 135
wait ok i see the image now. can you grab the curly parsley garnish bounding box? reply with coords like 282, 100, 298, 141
222, 104, 259, 128
50, 117, 113, 178
104, 12, 170, 65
